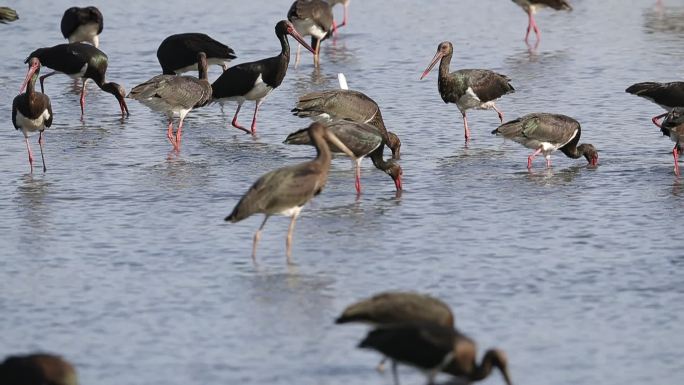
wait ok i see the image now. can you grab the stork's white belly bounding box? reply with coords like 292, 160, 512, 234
292, 18, 327, 39
16, 109, 50, 135
457, 87, 497, 111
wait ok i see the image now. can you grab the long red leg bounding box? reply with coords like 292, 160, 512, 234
250, 100, 263, 135
546, 155, 552, 168
231, 103, 250, 134
461, 111, 471, 142
25, 137, 34, 174
531, 13, 541, 42
166, 120, 175, 145
652, 112, 668, 128
525, 11, 533, 42
38, 131, 47, 172
674, 145, 680, 176
528, 148, 542, 169
175, 118, 184, 150
354, 158, 362, 194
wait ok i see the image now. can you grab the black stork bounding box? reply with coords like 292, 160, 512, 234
128, 52, 212, 151
287, 0, 334, 66
0, 6, 18, 23
212, 20, 315, 135
225, 122, 356, 264
291, 89, 402, 159
0, 353, 78, 385
421, 41, 514, 143
26, 43, 129, 119
659, 107, 684, 176
336, 291, 454, 372
626, 81, 684, 127
359, 322, 513, 385
156, 33, 236, 75
284, 120, 402, 193
492, 113, 598, 168
60, 6, 103, 47
14, 58, 53, 174
511, 0, 572, 44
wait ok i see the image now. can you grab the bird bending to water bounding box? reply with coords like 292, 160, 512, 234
0, 353, 78, 385
359, 322, 513, 385
225, 123, 356, 263
157, 33, 236, 74
284, 120, 402, 193
336, 291, 455, 327
212, 20, 315, 135
26, 43, 129, 119
492, 113, 598, 168
128, 52, 212, 151
421, 41, 514, 143
659, 107, 684, 175
288, 0, 334, 66
291, 89, 401, 159
60, 6, 103, 47
337, 291, 454, 372
14, 58, 53, 173
626, 81, 684, 127
511, 0, 572, 44
0, 6, 18, 23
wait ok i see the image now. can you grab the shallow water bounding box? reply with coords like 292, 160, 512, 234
1, 0, 683, 384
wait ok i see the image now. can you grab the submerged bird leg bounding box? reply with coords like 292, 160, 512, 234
231, 103, 251, 134
391, 361, 400, 385
286, 213, 299, 264
252, 215, 270, 261
545, 154, 552, 168
528, 148, 542, 168
652, 112, 668, 128
673, 145, 680, 176
376, 357, 387, 373
493, 105, 505, 123
38, 131, 47, 172
332, 20, 339, 37
79, 78, 89, 118
38, 71, 57, 93
461, 111, 471, 142
354, 158, 362, 194
25, 136, 34, 174
250, 100, 263, 135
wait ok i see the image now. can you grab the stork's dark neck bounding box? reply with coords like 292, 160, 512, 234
26, 72, 38, 95
311, 131, 333, 166
559, 126, 582, 158
470, 350, 499, 381
438, 51, 453, 81
369, 145, 391, 171
277, 31, 291, 65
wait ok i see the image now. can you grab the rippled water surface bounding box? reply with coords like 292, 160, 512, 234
1, 0, 683, 384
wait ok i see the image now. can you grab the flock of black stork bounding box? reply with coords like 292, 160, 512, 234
3, 1, 684, 384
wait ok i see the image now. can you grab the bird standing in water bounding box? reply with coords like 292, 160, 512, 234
225, 123, 356, 263
14, 58, 53, 173
421, 41, 514, 143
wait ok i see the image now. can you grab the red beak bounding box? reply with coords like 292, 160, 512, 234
288, 25, 316, 54
20, 62, 39, 93
394, 174, 402, 190
420, 51, 443, 80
